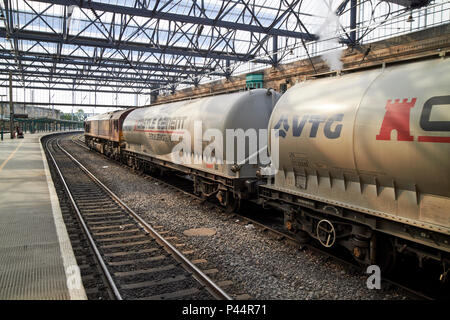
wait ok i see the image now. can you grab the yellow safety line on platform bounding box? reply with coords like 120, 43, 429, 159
0, 140, 24, 172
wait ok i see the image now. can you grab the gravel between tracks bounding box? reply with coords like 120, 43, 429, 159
61, 135, 408, 300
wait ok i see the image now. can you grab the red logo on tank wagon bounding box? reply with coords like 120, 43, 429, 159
376, 98, 416, 141
376, 96, 450, 143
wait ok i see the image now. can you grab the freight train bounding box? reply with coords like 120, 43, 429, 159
85, 58, 450, 277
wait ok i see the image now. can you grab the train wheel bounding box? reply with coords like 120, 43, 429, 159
225, 193, 240, 213
294, 230, 310, 245
376, 235, 397, 275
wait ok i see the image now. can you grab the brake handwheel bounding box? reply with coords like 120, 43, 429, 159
316, 219, 336, 248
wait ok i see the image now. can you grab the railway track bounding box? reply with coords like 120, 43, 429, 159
44, 133, 232, 300
70, 133, 440, 300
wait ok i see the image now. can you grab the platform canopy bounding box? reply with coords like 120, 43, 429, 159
0, 0, 447, 106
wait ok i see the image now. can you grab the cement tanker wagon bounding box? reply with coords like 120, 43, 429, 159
260, 58, 450, 271
123, 89, 280, 210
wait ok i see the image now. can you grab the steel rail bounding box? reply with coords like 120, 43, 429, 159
45, 136, 123, 300
60, 135, 232, 300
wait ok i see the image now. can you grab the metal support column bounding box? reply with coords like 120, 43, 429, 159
350, 0, 357, 45
9, 72, 14, 139
225, 59, 231, 80
272, 35, 278, 66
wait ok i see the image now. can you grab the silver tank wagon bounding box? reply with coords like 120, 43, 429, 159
261, 58, 450, 268
123, 89, 280, 209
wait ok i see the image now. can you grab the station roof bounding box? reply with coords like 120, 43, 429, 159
0, 0, 447, 98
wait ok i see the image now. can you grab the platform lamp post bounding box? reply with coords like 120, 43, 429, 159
0, 94, 6, 141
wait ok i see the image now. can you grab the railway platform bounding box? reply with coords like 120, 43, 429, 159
0, 132, 86, 299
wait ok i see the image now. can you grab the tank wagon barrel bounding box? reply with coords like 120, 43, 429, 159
261, 58, 450, 271
86, 89, 280, 211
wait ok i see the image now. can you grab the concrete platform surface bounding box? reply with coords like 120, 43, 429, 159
0, 132, 86, 300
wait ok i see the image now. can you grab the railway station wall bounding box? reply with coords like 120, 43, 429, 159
153, 23, 450, 105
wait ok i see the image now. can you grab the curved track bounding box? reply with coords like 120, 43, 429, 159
44, 133, 232, 300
